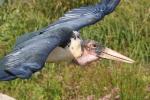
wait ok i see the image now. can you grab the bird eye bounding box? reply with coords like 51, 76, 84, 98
92, 44, 97, 48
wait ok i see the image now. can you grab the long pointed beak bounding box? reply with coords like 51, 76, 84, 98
98, 47, 135, 63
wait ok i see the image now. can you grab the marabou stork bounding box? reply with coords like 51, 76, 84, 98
0, 0, 134, 81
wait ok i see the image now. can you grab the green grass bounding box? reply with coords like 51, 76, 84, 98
0, 0, 149, 100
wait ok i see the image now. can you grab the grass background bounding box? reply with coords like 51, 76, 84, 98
0, 0, 149, 99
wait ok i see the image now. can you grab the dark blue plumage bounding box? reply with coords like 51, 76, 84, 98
0, 0, 120, 81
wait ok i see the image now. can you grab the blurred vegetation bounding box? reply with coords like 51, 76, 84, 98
0, 0, 150, 100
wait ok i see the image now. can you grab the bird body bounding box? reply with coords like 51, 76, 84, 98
46, 47, 74, 63
46, 31, 82, 62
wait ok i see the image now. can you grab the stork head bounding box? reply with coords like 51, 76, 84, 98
75, 40, 135, 65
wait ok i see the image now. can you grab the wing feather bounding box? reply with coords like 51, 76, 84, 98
15, 0, 120, 46
49, 0, 120, 30
0, 29, 72, 80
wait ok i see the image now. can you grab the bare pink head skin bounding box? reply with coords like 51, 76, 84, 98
75, 40, 135, 66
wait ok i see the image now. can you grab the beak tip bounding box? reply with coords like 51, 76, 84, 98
128, 59, 135, 64
118, 58, 135, 64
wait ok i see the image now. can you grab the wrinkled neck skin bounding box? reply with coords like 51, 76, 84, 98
74, 47, 99, 66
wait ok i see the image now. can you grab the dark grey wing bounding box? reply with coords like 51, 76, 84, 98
14, 0, 120, 46
47, 0, 120, 30
0, 29, 72, 81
